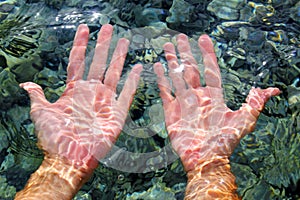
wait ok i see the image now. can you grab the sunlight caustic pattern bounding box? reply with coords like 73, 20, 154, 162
154, 33, 280, 199
15, 24, 142, 199
15, 24, 280, 199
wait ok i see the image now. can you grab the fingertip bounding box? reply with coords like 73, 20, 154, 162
267, 87, 281, 96
77, 24, 89, 34
115, 38, 130, 55
19, 82, 48, 107
163, 42, 175, 51
132, 64, 143, 74
153, 62, 160, 66
154, 62, 162, 67
78, 23, 88, 28
198, 34, 211, 43
198, 34, 214, 53
101, 23, 113, 30
153, 62, 164, 75
127, 64, 143, 83
98, 24, 113, 38
118, 38, 130, 46
177, 33, 188, 41
252, 87, 281, 98
19, 82, 25, 89
19, 82, 42, 92
73, 24, 90, 47
198, 34, 212, 45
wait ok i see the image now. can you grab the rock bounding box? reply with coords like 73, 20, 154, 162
0, 68, 23, 109
166, 0, 194, 24
207, 0, 246, 20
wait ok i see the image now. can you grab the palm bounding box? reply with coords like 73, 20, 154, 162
154, 34, 280, 171
20, 24, 142, 168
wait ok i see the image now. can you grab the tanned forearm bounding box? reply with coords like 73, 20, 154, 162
15, 154, 97, 200
184, 158, 240, 200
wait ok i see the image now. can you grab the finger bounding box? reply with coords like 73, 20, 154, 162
198, 34, 221, 88
177, 34, 201, 88
233, 87, 281, 138
118, 64, 143, 112
223, 87, 281, 141
245, 87, 281, 114
87, 24, 113, 81
153, 62, 174, 105
164, 42, 186, 94
104, 38, 129, 91
19, 82, 50, 117
67, 24, 89, 83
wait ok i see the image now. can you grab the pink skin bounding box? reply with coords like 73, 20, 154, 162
15, 24, 142, 200
20, 24, 143, 169
154, 33, 280, 171
17, 23, 280, 199
154, 34, 280, 198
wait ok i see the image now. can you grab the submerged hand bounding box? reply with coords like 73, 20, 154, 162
154, 34, 280, 172
20, 24, 142, 168
154, 34, 280, 199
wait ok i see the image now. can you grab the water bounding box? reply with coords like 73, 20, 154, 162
0, 0, 299, 199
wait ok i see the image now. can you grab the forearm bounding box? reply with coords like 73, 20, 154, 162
15, 154, 97, 200
185, 158, 240, 200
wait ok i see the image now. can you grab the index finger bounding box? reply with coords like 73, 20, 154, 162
198, 35, 221, 88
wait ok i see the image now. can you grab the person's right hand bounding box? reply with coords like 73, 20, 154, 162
154, 33, 280, 172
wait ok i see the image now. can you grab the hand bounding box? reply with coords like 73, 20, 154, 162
20, 24, 142, 169
154, 34, 280, 172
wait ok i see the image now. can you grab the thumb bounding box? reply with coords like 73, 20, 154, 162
20, 82, 50, 109
234, 87, 281, 138
245, 87, 281, 114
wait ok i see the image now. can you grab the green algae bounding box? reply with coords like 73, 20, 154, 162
0, 175, 16, 199
126, 177, 177, 200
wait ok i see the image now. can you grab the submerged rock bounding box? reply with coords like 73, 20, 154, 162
207, 0, 246, 20
0, 175, 16, 199
126, 177, 177, 200
167, 0, 194, 24
290, 1, 300, 23
231, 103, 300, 199
0, 0, 20, 21
0, 68, 24, 110
0, 0, 299, 199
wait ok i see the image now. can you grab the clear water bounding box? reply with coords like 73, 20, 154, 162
0, 0, 299, 199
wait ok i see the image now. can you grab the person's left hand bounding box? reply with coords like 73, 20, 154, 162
20, 24, 142, 169
154, 34, 280, 172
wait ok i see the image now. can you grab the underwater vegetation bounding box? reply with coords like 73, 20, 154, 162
0, 0, 299, 199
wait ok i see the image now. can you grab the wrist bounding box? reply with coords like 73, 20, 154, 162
187, 157, 230, 175
15, 154, 98, 199
41, 154, 97, 190
185, 158, 239, 199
